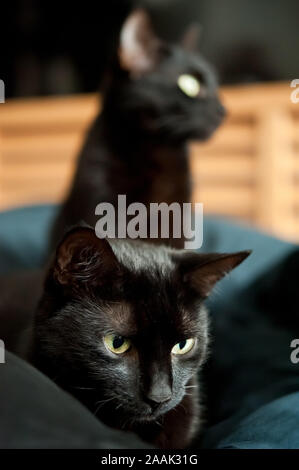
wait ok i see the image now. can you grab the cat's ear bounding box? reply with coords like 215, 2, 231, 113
118, 8, 162, 76
53, 227, 119, 286
179, 251, 251, 298
181, 23, 201, 51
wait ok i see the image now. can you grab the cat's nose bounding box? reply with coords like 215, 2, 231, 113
146, 396, 172, 411
145, 390, 172, 409
145, 366, 172, 409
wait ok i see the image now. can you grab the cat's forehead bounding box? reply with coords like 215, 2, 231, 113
100, 298, 204, 340
110, 239, 175, 275
90, 240, 205, 337
161, 46, 216, 84
94, 273, 204, 339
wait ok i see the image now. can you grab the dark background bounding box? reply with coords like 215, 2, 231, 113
2, 0, 299, 99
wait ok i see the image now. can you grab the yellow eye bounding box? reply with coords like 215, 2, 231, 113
171, 338, 195, 355
177, 74, 200, 98
103, 335, 131, 354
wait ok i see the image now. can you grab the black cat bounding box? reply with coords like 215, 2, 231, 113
50, 9, 225, 249
35, 226, 250, 448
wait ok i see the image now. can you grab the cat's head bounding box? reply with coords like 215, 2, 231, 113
35, 227, 249, 424
103, 9, 225, 143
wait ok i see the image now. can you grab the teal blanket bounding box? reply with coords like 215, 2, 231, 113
0, 206, 298, 449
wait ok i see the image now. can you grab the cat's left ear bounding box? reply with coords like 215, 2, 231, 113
53, 226, 120, 287
178, 250, 251, 298
118, 8, 163, 76
180, 23, 202, 51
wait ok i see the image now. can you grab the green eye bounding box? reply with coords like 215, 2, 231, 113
177, 74, 200, 98
171, 338, 195, 355
103, 335, 131, 354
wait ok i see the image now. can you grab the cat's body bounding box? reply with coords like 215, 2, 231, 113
52, 114, 191, 249
34, 227, 249, 448
37, 9, 229, 448
50, 9, 225, 249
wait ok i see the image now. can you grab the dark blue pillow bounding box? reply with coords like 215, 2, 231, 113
200, 218, 299, 449
0, 205, 57, 274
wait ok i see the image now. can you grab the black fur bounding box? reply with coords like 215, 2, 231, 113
34, 226, 250, 448
35, 9, 232, 449
50, 9, 225, 249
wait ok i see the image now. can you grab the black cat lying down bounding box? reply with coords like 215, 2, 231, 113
34, 227, 250, 448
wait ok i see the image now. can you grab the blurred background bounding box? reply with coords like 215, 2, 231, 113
2, 0, 299, 98
0, 0, 299, 242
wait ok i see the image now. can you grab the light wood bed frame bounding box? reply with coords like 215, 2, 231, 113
0, 81, 298, 242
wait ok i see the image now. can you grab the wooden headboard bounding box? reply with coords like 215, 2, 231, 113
0, 82, 298, 242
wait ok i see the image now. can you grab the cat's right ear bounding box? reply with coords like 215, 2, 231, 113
118, 9, 162, 77
180, 23, 202, 51
52, 227, 119, 287
177, 250, 251, 298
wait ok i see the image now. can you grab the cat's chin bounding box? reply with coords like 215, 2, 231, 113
134, 397, 183, 423
170, 121, 222, 143
135, 411, 167, 424
130, 406, 166, 423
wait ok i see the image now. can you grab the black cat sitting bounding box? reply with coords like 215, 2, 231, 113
34, 8, 230, 449
50, 9, 225, 249
35, 226, 250, 448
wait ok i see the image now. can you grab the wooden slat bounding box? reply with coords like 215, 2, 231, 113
220, 82, 299, 117
193, 185, 253, 217
2, 132, 83, 164
0, 81, 298, 242
2, 164, 72, 184
0, 94, 99, 132
0, 188, 65, 210
191, 153, 254, 183
0, 131, 3, 206
191, 122, 255, 154
255, 109, 296, 238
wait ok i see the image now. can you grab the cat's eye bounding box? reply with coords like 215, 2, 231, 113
171, 338, 195, 355
103, 334, 131, 354
177, 74, 200, 98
